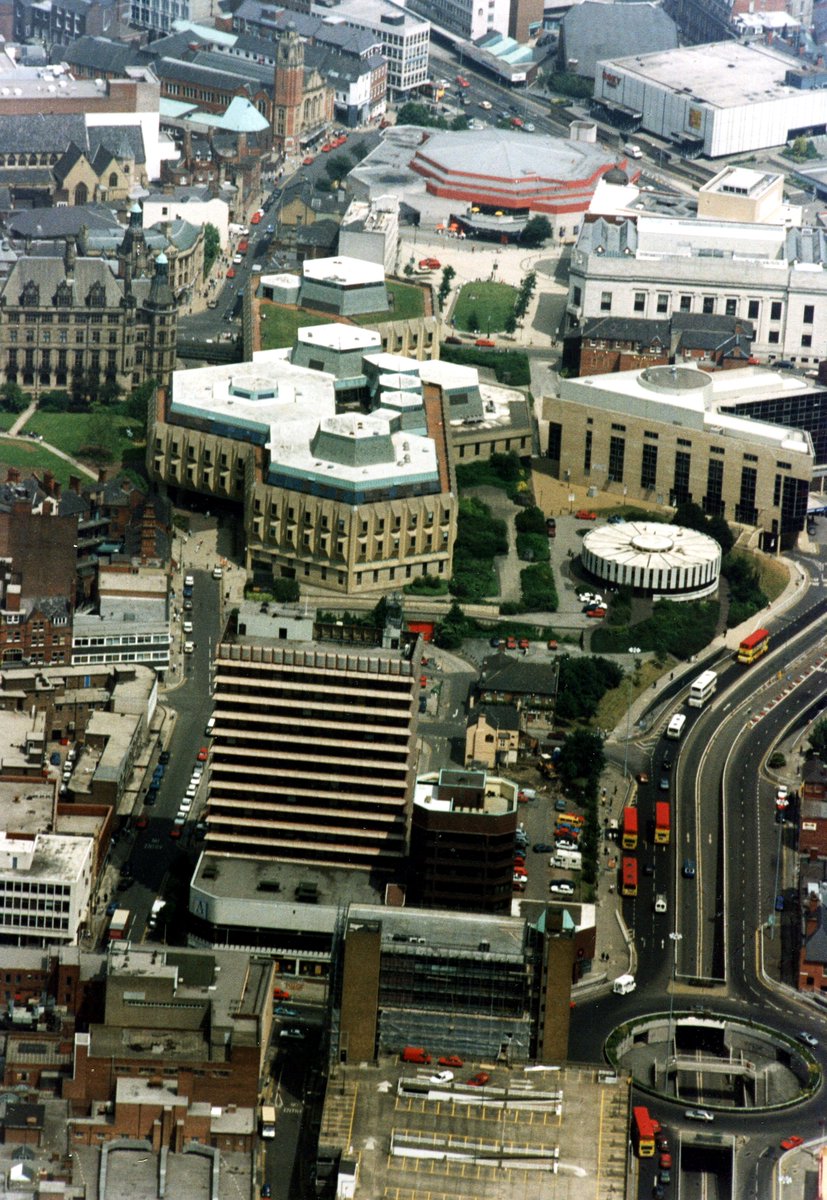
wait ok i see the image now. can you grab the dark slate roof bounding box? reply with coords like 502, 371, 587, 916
8, 204, 122, 240
468, 703, 520, 731
24, 596, 71, 621
53, 142, 89, 185
232, 31, 277, 58
579, 316, 670, 346
0, 477, 44, 511
51, 35, 142, 74
296, 218, 340, 249
479, 653, 557, 697
670, 313, 754, 339
579, 217, 637, 257
315, 23, 380, 54
192, 47, 274, 85
89, 124, 146, 166
804, 905, 827, 965
154, 56, 257, 91
0, 113, 86, 156
560, 0, 677, 78
0, 256, 124, 309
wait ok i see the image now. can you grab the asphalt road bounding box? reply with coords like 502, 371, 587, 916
113, 567, 221, 940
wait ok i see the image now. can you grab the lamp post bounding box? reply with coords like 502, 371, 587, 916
623, 646, 641, 778
664, 930, 683, 1092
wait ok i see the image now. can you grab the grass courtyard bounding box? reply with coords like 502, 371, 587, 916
28, 410, 138, 463
452, 281, 518, 334
0, 437, 93, 486
258, 280, 427, 350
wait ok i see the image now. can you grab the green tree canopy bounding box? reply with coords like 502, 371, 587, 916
808, 718, 827, 758
203, 223, 220, 277
521, 215, 552, 247
0, 381, 27, 413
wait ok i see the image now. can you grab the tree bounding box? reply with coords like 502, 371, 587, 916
450, 115, 470, 131
397, 101, 446, 129
0, 381, 27, 413
504, 310, 518, 336
809, 718, 827, 759
125, 378, 157, 425
80, 409, 117, 463
272, 577, 300, 602
437, 265, 456, 311
203, 223, 220, 277
521, 215, 552, 247
557, 728, 605, 793
324, 155, 350, 183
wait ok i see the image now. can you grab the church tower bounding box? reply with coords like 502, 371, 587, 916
273, 24, 304, 156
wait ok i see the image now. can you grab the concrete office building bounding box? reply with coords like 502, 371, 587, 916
405, 0, 509, 42
0, 832, 93, 947
592, 41, 827, 158
338, 196, 400, 276
204, 617, 419, 872
539, 364, 814, 548
300, 255, 388, 316
566, 207, 827, 368
149, 353, 456, 597
408, 769, 519, 914
312, 0, 430, 96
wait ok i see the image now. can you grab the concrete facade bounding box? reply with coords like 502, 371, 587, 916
540, 364, 814, 548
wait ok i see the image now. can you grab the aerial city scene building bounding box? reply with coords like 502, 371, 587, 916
0, 0, 826, 1197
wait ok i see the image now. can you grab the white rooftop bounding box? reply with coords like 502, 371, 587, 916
583, 521, 721, 571
170, 358, 336, 440
296, 323, 381, 352
302, 255, 385, 287
0, 832, 92, 880
601, 41, 803, 109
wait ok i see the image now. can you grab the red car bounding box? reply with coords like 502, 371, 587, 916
197, 746, 209, 762
586, 607, 607, 619
467, 1072, 490, 1086
251, 212, 262, 225
511, 116, 523, 127
575, 509, 597, 520
519, 638, 529, 649
659, 1153, 672, 1169
438, 1055, 464, 1067
781, 1136, 804, 1151
456, 75, 470, 87
475, 338, 495, 347
303, 155, 315, 165
419, 257, 441, 270
226, 267, 236, 278
547, 639, 558, 651
169, 827, 182, 839
135, 815, 149, 830
513, 865, 528, 878
321, 143, 333, 152
273, 987, 292, 1001
506, 635, 517, 649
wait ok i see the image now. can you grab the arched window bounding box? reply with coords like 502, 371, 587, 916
20, 281, 40, 307
108, 172, 118, 188
87, 282, 106, 308
74, 183, 88, 206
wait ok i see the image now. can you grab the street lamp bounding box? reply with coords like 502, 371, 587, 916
623, 646, 642, 778
664, 930, 683, 1092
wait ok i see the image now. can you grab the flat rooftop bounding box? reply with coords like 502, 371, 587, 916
295, 323, 381, 352
319, 1058, 630, 1200
0, 832, 91, 880
302, 255, 385, 287
560, 365, 816, 456
602, 41, 801, 109
701, 166, 782, 198
0, 781, 53, 836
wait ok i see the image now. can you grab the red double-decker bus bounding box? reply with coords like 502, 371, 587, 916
622, 806, 638, 850
632, 1106, 656, 1156
654, 801, 671, 845
737, 628, 770, 665
621, 856, 638, 897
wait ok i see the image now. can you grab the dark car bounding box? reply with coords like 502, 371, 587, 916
659, 776, 670, 791
661, 754, 672, 771
533, 842, 554, 853
643, 862, 655, 876
682, 859, 696, 878
159, 750, 171, 765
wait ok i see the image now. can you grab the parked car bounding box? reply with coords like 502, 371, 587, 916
781, 1135, 804, 1150
438, 1055, 464, 1067
797, 1031, 819, 1048
279, 1028, 305, 1040
467, 1072, 490, 1086
197, 746, 209, 762
586, 607, 607, 619
474, 338, 496, 348
574, 509, 597, 520
659, 1152, 672, 1168
419, 257, 441, 270
159, 750, 171, 765
549, 881, 575, 896
533, 842, 554, 853
273, 988, 291, 1001
684, 1108, 714, 1122
274, 1005, 299, 1016
430, 1070, 454, 1084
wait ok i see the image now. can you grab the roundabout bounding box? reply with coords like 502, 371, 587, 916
605, 1008, 821, 1113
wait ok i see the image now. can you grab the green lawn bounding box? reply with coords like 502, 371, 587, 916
0, 438, 94, 485
0, 411, 20, 432
353, 279, 426, 326
28, 410, 139, 463
453, 281, 518, 334
259, 305, 334, 350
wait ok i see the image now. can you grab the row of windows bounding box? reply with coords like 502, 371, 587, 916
0, 897, 70, 913
74, 635, 169, 647
0, 881, 70, 894
600, 290, 816, 326
7, 313, 123, 325
0, 914, 70, 929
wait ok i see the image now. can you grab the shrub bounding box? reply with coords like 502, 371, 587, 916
768, 751, 786, 769
556, 654, 624, 722
406, 575, 449, 594
591, 599, 719, 659
520, 562, 558, 611
515, 505, 547, 535
516, 532, 549, 562
272, 577, 300, 602
39, 390, 71, 412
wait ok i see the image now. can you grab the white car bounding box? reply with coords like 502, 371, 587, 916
212, 566, 223, 579
549, 882, 575, 896
252, 263, 263, 272
524, 122, 535, 132
578, 592, 602, 605
183, 620, 193, 634
233, 253, 243, 264
184, 641, 195, 654
430, 1070, 454, 1084
684, 1108, 714, 1122
184, 574, 195, 587
797, 1031, 819, 1048
478, 99, 492, 110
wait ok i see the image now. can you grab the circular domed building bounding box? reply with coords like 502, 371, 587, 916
581, 522, 721, 600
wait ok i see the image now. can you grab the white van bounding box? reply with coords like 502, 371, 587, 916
624, 142, 643, 159
667, 713, 686, 740
550, 849, 582, 871
612, 974, 637, 995
654, 894, 667, 913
